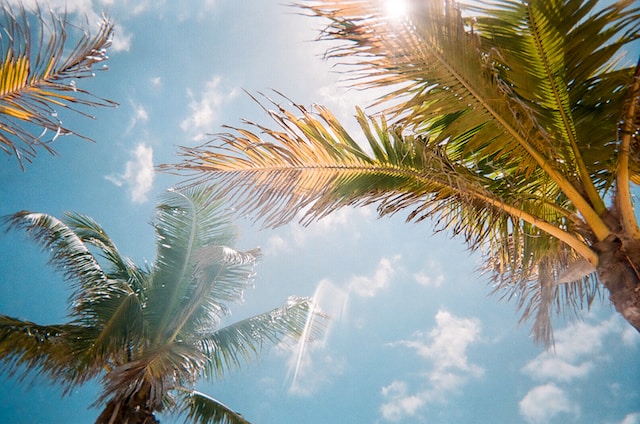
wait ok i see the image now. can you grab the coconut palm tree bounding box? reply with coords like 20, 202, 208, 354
0, 3, 117, 169
0, 187, 324, 423
164, 0, 640, 345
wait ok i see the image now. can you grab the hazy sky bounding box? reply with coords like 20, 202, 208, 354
0, 1, 638, 423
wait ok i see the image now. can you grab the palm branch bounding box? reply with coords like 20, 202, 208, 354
0, 3, 117, 168
164, 0, 640, 344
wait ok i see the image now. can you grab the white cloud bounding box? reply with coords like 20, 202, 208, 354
620, 412, 640, 424
105, 143, 155, 203
348, 255, 400, 297
381, 310, 483, 421
413, 259, 445, 288
126, 102, 149, 133
150, 76, 162, 87
180, 75, 239, 140
522, 315, 619, 382
111, 26, 133, 52
519, 384, 579, 424
380, 381, 425, 422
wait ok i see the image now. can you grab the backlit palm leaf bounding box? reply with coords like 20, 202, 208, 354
0, 3, 117, 167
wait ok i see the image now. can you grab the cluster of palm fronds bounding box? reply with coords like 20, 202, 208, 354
166, 0, 640, 345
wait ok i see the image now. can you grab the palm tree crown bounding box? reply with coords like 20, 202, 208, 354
0, 187, 325, 423
0, 3, 117, 168
164, 0, 640, 344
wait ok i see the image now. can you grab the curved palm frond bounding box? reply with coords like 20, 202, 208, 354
165, 97, 599, 344
177, 389, 250, 424
298, 0, 639, 239
199, 296, 327, 380
146, 188, 257, 345
0, 3, 117, 168
2, 211, 110, 310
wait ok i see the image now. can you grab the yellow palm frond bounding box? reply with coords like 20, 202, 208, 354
0, 4, 117, 168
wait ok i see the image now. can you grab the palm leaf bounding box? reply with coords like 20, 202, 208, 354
2, 211, 110, 313
199, 296, 327, 379
177, 389, 251, 424
0, 3, 117, 168
0, 315, 99, 388
146, 187, 256, 344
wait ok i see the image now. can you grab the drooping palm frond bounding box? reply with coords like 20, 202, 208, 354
177, 389, 250, 424
2, 211, 110, 310
0, 3, 117, 167
299, 0, 639, 238
0, 315, 99, 388
166, 97, 599, 344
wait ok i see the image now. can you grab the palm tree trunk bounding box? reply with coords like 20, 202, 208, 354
96, 385, 160, 424
594, 235, 640, 333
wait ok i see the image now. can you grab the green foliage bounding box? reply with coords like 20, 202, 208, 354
0, 187, 325, 423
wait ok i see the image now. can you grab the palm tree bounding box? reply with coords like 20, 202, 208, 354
0, 187, 325, 423
164, 0, 640, 345
0, 3, 117, 169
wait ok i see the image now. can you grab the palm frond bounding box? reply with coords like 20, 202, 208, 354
177, 389, 251, 424
0, 315, 99, 388
100, 342, 206, 412
2, 211, 110, 314
199, 296, 327, 380
146, 187, 253, 344
0, 3, 117, 168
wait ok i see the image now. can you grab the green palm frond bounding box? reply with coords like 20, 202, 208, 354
177, 389, 251, 424
0, 315, 99, 387
0, 3, 117, 168
199, 296, 326, 380
2, 211, 110, 310
146, 188, 258, 344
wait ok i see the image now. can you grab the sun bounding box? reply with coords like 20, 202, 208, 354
384, 0, 409, 19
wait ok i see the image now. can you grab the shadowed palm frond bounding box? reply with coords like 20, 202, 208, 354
0, 3, 117, 168
0, 315, 99, 388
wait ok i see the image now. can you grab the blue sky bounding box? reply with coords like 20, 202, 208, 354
0, 1, 638, 423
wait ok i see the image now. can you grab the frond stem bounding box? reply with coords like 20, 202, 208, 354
616, 57, 640, 238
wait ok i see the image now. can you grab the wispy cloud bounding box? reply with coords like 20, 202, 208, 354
620, 412, 640, 424
519, 383, 579, 424
264, 207, 374, 256
180, 75, 239, 140
413, 259, 445, 288
519, 315, 638, 423
522, 315, 620, 383
381, 310, 483, 421
105, 143, 155, 203
347, 255, 401, 297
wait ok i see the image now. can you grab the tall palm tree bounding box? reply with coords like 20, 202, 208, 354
0, 3, 117, 169
0, 187, 324, 423
164, 0, 640, 345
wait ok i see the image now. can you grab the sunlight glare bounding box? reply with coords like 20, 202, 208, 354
288, 280, 348, 390
384, 0, 409, 19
